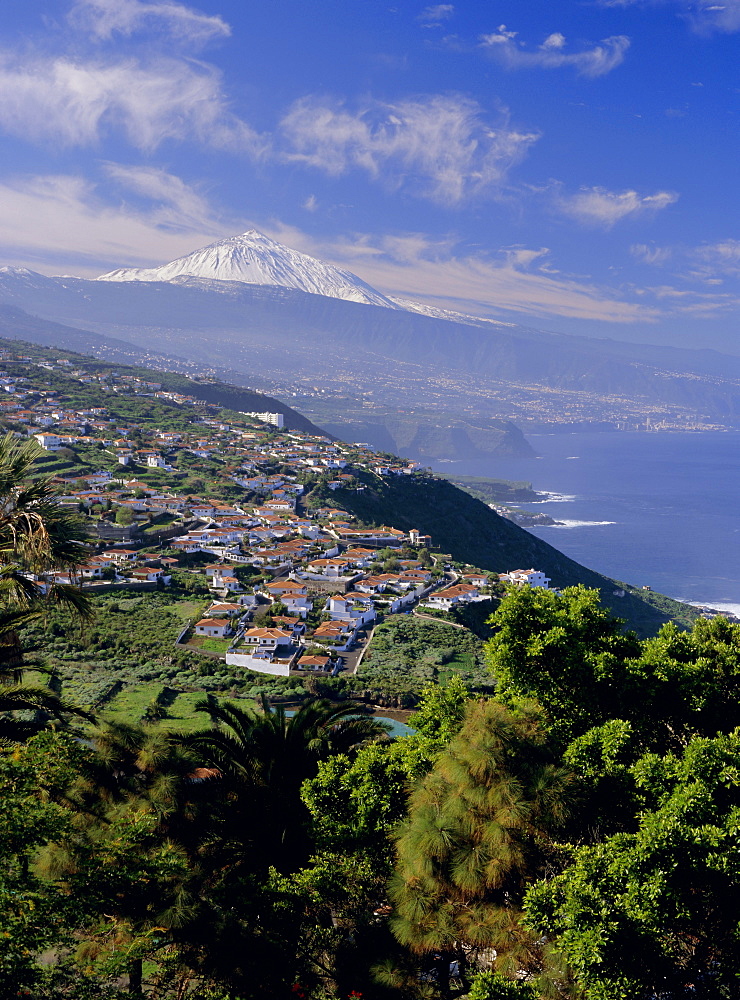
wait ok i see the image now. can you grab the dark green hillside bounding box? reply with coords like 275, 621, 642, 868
308, 470, 700, 637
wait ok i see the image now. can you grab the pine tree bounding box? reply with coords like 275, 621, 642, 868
389, 699, 572, 995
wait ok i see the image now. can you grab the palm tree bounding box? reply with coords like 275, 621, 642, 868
133, 697, 390, 998
59, 698, 388, 998
0, 433, 91, 738
183, 695, 390, 873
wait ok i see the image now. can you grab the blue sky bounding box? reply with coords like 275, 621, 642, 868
1, 0, 740, 351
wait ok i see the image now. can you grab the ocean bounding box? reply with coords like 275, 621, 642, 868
432, 431, 740, 615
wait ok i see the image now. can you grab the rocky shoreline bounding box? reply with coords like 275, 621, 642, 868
491, 505, 563, 528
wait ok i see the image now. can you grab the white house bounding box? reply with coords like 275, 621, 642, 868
280, 593, 312, 618
241, 627, 294, 648
499, 569, 551, 589
34, 433, 62, 451
326, 593, 376, 626
423, 584, 480, 612
209, 573, 242, 593
204, 602, 242, 617
194, 618, 230, 638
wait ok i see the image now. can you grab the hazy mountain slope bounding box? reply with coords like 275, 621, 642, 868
0, 304, 159, 359
316, 413, 534, 460
0, 267, 736, 404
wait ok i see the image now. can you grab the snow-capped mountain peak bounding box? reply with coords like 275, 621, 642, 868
97, 230, 398, 309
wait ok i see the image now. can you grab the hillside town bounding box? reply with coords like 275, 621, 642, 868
0, 343, 555, 678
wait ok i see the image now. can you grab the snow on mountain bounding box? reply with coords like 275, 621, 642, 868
389, 296, 518, 329
97, 230, 399, 309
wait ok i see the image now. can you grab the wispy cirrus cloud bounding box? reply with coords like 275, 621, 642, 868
266, 221, 661, 323
632, 238, 740, 283
555, 186, 678, 227
595, 0, 740, 34
0, 172, 226, 273
418, 4, 455, 26
279, 94, 539, 205
0, 51, 264, 154
691, 239, 740, 277
479, 25, 630, 77
631, 243, 674, 265
69, 0, 230, 47
0, 0, 261, 157
102, 163, 217, 231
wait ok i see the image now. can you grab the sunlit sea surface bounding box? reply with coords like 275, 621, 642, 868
432, 431, 740, 615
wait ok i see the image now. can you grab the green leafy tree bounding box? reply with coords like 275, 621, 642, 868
485, 586, 640, 742
0, 734, 84, 995
624, 616, 740, 747
488, 587, 740, 754
407, 675, 471, 743
303, 734, 436, 865
115, 505, 136, 526
526, 730, 740, 1000
467, 970, 539, 999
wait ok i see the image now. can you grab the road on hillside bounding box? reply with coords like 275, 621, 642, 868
340, 624, 374, 675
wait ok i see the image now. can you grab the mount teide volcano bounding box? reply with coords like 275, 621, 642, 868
97, 230, 398, 309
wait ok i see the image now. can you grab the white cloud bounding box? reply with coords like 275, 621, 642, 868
102, 163, 215, 230
690, 239, 740, 279
0, 173, 227, 274
556, 186, 678, 227
541, 32, 567, 49
0, 51, 264, 154
418, 4, 455, 25
479, 26, 630, 76
279, 95, 539, 205
631, 243, 673, 265
263, 222, 660, 324
688, 0, 740, 31
594, 0, 740, 33
69, 0, 230, 47
630, 238, 740, 302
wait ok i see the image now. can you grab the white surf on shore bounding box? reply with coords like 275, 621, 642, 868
685, 601, 740, 619
529, 491, 577, 504
542, 519, 617, 529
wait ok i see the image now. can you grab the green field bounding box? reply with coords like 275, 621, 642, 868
102, 681, 165, 723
